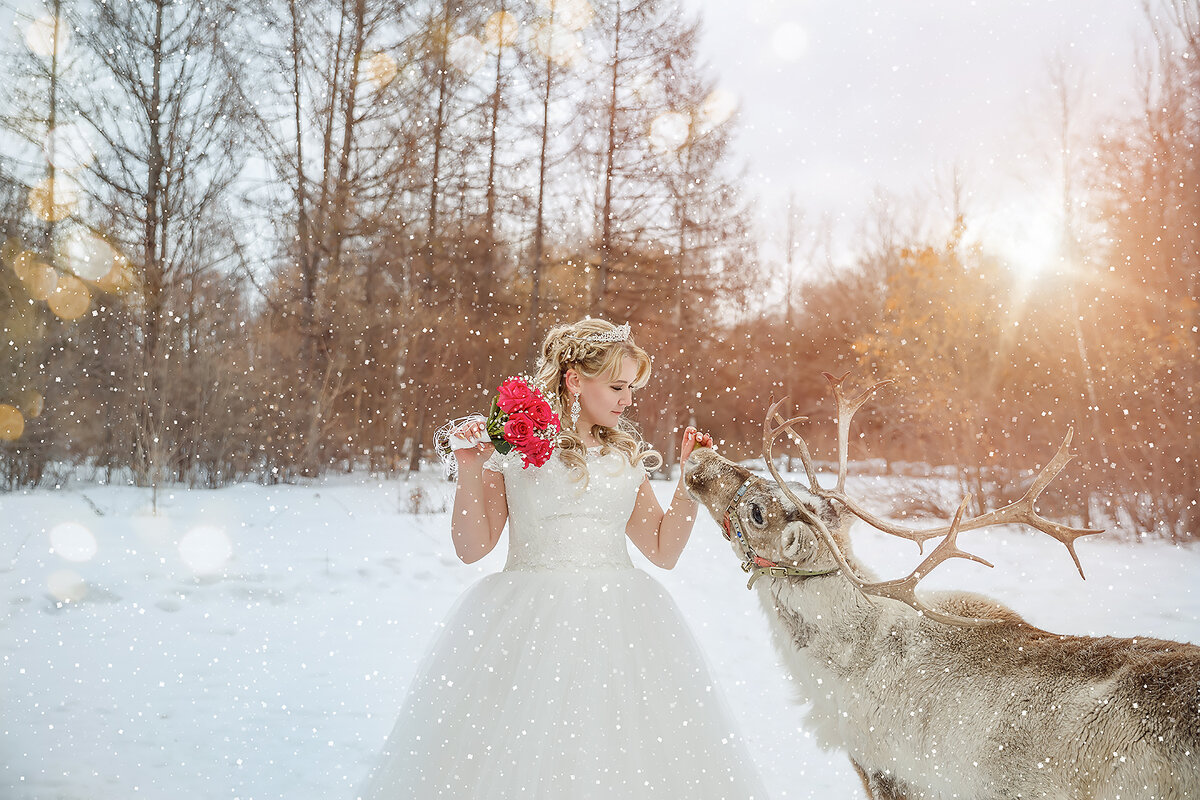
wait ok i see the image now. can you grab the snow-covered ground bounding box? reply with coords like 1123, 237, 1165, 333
2, 468, 1197, 799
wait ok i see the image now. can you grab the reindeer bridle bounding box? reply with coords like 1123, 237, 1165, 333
721, 476, 839, 590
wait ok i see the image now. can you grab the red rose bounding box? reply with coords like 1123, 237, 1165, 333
497, 378, 537, 414
489, 377, 558, 468
524, 396, 559, 430
502, 412, 538, 449
518, 436, 554, 468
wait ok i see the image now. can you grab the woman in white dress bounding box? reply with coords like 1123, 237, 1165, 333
359, 318, 768, 799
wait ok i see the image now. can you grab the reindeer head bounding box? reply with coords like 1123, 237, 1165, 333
684, 447, 847, 576
684, 373, 1101, 623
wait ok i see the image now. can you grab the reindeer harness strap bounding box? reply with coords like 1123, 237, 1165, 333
722, 477, 839, 589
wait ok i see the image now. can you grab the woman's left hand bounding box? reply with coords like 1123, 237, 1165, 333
678, 426, 715, 465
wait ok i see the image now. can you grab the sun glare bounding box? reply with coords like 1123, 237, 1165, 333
980, 194, 1063, 289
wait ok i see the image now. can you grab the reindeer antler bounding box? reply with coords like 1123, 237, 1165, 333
763, 378, 1104, 627
763, 398, 864, 588
824, 371, 893, 493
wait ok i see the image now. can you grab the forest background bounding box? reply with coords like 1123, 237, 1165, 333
0, 0, 1196, 541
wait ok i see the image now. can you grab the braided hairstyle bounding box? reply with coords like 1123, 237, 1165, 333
532, 318, 662, 481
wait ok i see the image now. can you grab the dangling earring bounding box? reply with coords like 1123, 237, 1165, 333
570, 394, 581, 426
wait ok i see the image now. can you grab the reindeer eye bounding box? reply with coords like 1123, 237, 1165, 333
750, 504, 765, 526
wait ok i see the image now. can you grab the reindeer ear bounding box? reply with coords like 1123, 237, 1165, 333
784, 482, 824, 522
785, 481, 840, 528
784, 480, 819, 501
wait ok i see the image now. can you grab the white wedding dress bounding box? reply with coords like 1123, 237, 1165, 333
359, 446, 769, 799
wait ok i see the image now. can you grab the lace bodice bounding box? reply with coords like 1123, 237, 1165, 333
484, 447, 645, 571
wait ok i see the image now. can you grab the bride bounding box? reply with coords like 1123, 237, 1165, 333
358, 318, 768, 798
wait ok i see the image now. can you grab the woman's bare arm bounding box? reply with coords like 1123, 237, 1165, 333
623, 427, 712, 570
449, 420, 509, 563
624, 476, 698, 569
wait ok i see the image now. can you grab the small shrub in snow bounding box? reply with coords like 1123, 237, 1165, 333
403, 486, 446, 515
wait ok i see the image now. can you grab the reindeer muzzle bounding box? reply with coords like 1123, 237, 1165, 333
721, 475, 839, 589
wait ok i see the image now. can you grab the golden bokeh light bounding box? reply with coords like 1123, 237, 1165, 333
50, 522, 99, 563
28, 174, 80, 222
0, 404, 25, 441
57, 225, 118, 281
699, 88, 738, 129
630, 73, 659, 104
48, 570, 88, 604
179, 525, 233, 576
483, 11, 519, 50
25, 15, 68, 58
92, 251, 135, 294
13, 251, 59, 301
539, 0, 595, 32
363, 51, 398, 91
448, 35, 486, 74
44, 123, 96, 172
22, 392, 45, 419
649, 111, 692, 154
48, 273, 91, 320
532, 21, 583, 67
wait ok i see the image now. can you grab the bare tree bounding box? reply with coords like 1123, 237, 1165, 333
585, 0, 683, 317
236, 0, 424, 475
0, 2, 72, 484
1084, 0, 1200, 539
46, 0, 248, 491
650, 25, 753, 472
1045, 56, 1109, 526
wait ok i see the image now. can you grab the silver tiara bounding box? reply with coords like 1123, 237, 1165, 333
572, 323, 631, 343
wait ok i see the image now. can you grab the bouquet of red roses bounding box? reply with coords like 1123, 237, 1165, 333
485, 376, 561, 468
437, 376, 561, 472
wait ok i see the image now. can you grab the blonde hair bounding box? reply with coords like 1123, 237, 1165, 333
533, 318, 662, 480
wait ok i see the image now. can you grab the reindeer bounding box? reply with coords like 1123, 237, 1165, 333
684, 373, 1200, 800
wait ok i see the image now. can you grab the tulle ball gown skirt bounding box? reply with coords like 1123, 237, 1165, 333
358, 566, 769, 799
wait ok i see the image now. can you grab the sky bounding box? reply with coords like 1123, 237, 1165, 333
682, 0, 1153, 260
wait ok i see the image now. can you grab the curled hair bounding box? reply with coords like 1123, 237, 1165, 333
533, 318, 662, 481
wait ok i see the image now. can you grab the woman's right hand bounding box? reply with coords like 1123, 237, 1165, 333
451, 418, 494, 467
